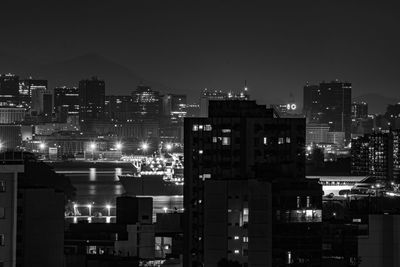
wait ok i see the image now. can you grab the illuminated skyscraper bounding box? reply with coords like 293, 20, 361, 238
54, 87, 80, 122
132, 84, 161, 119
351, 130, 400, 181
303, 80, 352, 142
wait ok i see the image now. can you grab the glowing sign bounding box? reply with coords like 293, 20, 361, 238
286, 103, 297, 110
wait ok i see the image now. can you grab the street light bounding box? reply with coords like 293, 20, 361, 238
141, 142, 149, 151
39, 142, 46, 150
106, 204, 111, 216
87, 204, 92, 217
115, 142, 123, 150
165, 143, 173, 151
90, 142, 96, 151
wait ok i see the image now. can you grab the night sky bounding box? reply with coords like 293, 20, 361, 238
1, 0, 400, 105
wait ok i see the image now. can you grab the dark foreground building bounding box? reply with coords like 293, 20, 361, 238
184, 100, 322, 267
0, 151, 74, 267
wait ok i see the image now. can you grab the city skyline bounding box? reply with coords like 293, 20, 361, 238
2, 1, 400, 267
0, 1, 400, 107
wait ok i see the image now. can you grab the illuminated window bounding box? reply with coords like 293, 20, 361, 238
199, 150, 203, 154
222, 129, 231, 133
263, 137, 268, 144
234, 250, 240, 254
234, 236, 239, 240
297, 196, 300, 208
222, 137, 231, 146
203, 174, 211, 179
192, 125, 198, 131
287, 251, 292, 264
286, 137, 291, 143
243, 208, 249, 223
204, 125, 212, 131
278, 137, 284, 144
0, 181, 5, 192
212, 137, 217, 143
306, 196, 311, 208
243, 236, 248, 242
199, 125, 204, 130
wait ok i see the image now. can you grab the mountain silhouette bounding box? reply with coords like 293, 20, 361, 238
32, 53, 169, 94
353, 93, 399, 114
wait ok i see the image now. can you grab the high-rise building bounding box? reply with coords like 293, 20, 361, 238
18, 78, 48, 109
0, 74, 19, 96
0, 74, 20, 106
160, 94, 187, 142
306, 123, 330, 145
384, 103, 400, 129
79, 77, 105, 123
162, 94, 187, 117
303, 81, 352, 142
351, 130, 400, 181
352, 102, 368, 119
18, 78, 48, 97
184, 100, 322, 266
53, 87, 80, 122
199, 88, 249, 117
104, 95, 134, 122
132, 85, 161, 119
31, 88, 52, 117
0, 152, 67, 267
0, 153, 24, 267
185, 103, 200, 117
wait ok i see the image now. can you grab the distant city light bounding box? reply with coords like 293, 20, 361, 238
306, 145, 312, 152
115, 142, 123, 150
141, 142, 149, 151
90, 142, 96, 150
163, 207, 168, 213
39, 142, 46, 150
165, 143, 173, 151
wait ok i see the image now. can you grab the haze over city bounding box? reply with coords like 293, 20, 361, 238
1, 1, 400, 111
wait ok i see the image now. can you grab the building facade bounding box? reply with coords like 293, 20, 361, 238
53, 87, 80, 122
184, 100, 321, 267
79, 77, 105, 123
351, 130, 400, 181
303, 81, 352, 142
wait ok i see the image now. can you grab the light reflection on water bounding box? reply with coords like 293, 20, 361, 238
59, 166, 183, 214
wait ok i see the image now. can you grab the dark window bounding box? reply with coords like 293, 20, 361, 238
0, 181, 5, 192
0, 234, 4, 246
0, 207, 4, 219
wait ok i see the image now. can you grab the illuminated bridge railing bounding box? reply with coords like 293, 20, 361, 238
65, 203, 116, 224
